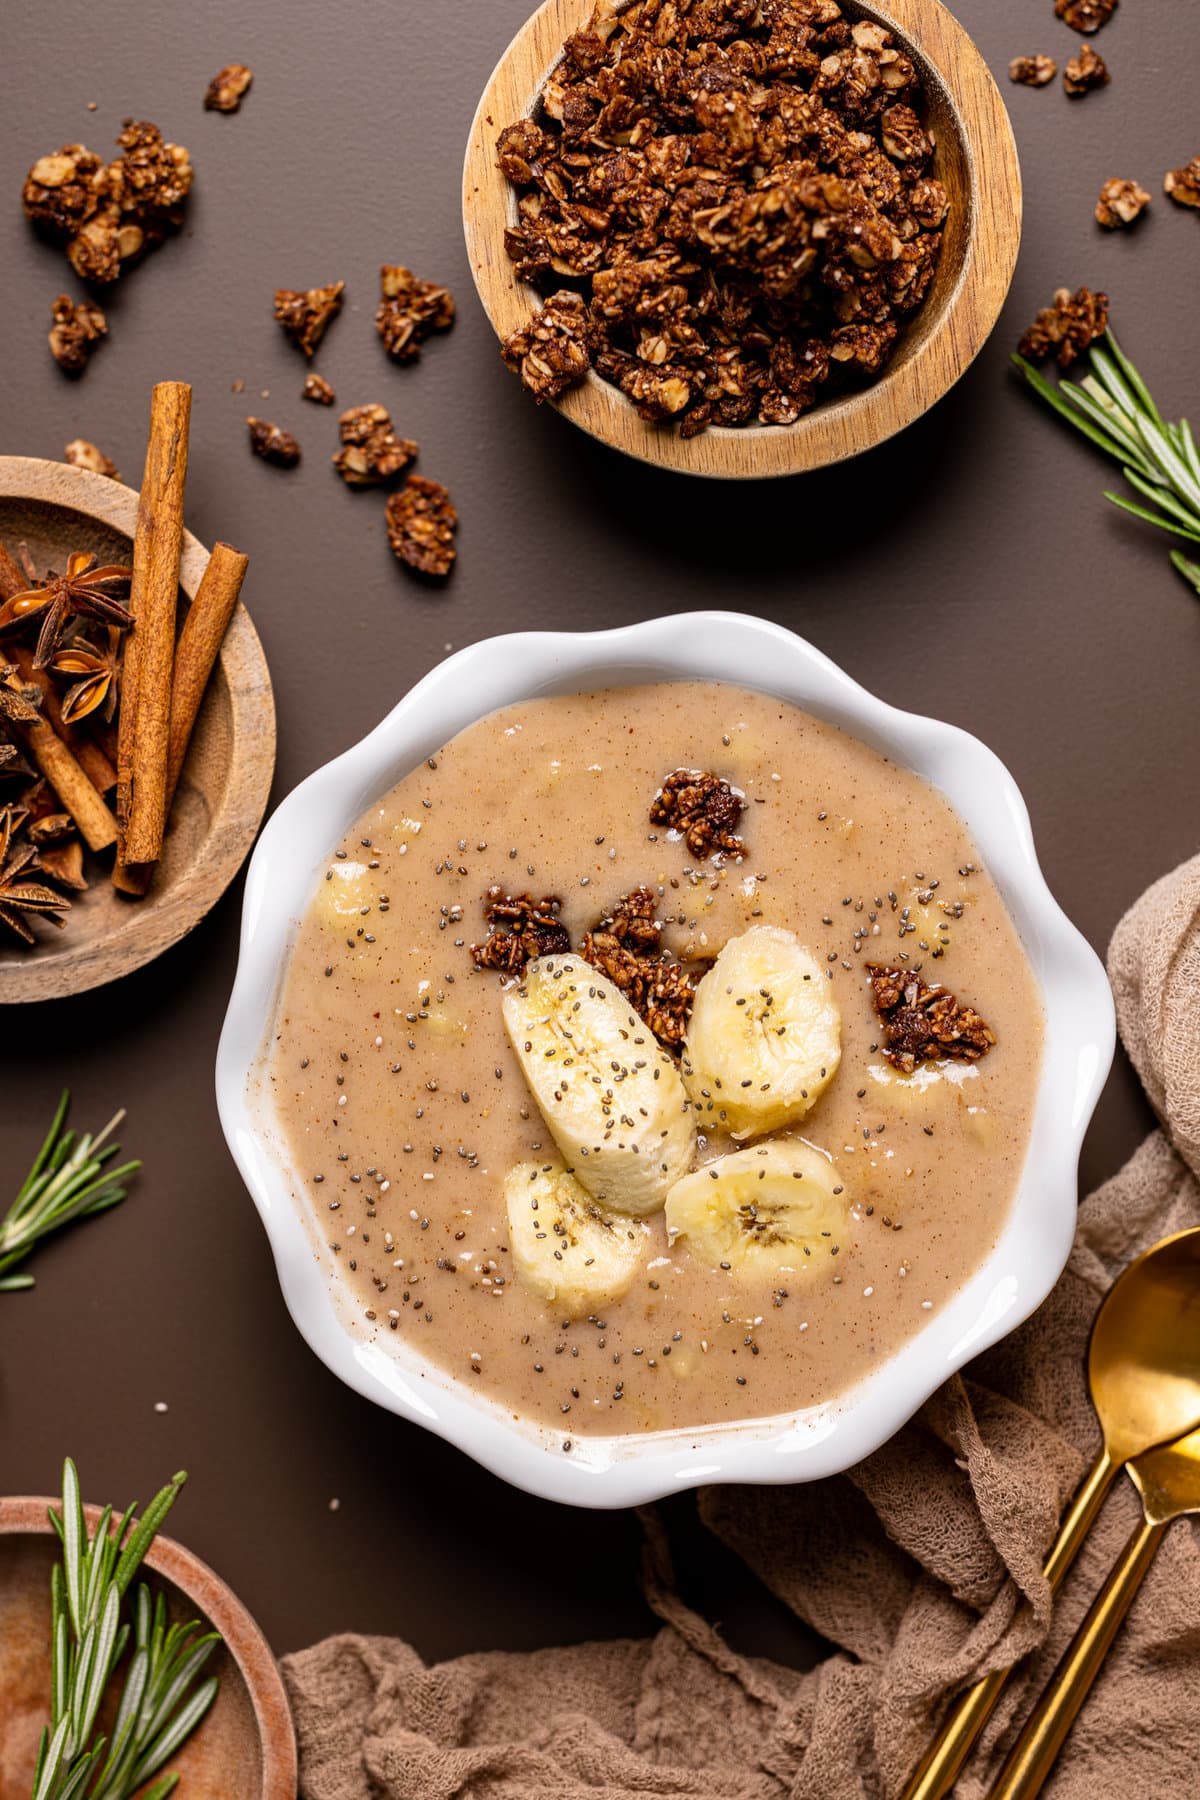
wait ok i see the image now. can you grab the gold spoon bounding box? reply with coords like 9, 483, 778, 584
900, 1226, 1200, 1800
987, 1420, 1200, 1797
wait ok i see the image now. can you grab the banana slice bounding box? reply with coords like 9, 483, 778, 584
501, 955, 694, 1216
682, 926, 841, 1138
665, 1140, 849, 1276
505, 1161, 650, 1317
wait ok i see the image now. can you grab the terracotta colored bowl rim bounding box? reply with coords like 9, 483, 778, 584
0, 1495, 297, 1800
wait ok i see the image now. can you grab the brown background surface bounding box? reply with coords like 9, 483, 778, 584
1, 0, 1197, 1672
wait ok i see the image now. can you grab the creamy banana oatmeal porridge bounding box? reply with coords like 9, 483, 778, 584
261, 683, 1043, 1440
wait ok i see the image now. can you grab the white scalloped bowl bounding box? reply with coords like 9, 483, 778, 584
216, 614, 1114, 1507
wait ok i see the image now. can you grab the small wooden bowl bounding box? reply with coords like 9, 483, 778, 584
0, 458, 275, 1003
0, 1496, 296, 1799
463, 0, 1022, 478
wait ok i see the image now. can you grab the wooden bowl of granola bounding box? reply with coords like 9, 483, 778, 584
0, 458, 275, 1003
463, 0, 1021, 477
0, 1495, 296, 1798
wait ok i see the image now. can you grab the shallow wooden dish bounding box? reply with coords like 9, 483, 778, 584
0, 1496, 296, 1799
0, 458, 275, 1003
463, 0, 1022, 478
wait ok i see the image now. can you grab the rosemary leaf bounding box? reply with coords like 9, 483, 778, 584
1014, 331, 1200, 598
1, 1093, 140, 1289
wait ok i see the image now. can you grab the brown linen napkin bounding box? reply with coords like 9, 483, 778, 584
283, 853, 1200, 1800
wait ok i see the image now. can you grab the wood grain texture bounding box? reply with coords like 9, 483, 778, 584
463, 0, 1022, 478
0, 1497, 296, 1800
0, 457, 275, 1004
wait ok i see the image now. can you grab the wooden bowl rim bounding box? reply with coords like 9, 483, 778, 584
463, 0, 1022, 478
0, 1494, 297, 1799
0, 456, 276, 1004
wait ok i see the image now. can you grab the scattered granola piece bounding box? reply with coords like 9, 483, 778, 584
867, 964, 997, 1074
48, 295, 107, 374
650, 771, 746, 862
274, 282, 345, 358
302, 373, 336, 405
332, 404, 418, 487
23, 121, 192, 284
501, 291, 593, 401
580, 887, 699, 1051
1096, 178, 1151, 229
1055, 0, 1117, 30
375, 265, 455, 364
204, 64, 253, 112
471, 888, 571, 973
1063, 43, 1109, 95
247, 417, 301, 468
496, 1, 949, 435
1009, 55, 1057, 87
1164, 159, 1200, 210
1018, 285, 1108, 367
64, 439, 119, 479
385, 475, 457, 578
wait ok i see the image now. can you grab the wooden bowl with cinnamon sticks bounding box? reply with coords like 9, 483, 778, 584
0, 385, 275, 1002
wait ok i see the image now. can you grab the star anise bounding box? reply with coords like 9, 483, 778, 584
0, 665, 42, 726
0, 550, 133, 668
0, 804, 71, 943
46, 625, 122, 723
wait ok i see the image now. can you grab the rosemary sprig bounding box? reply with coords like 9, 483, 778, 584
1013, 330, 1200, 599
0, 1092, 139, 1290
32, 1460, 220, 1800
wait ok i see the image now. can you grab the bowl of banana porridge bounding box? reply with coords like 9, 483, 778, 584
216, 614, 1113, 1505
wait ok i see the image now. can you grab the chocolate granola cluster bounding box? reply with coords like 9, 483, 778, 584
23, 120, 193, 284
581, 886, 699, 1049
496, 0, 948, 435
867, 963, 996, 1073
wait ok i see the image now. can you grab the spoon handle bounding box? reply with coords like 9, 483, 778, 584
985, 1514, 1166, 1799
899, 1448, 1116, 1800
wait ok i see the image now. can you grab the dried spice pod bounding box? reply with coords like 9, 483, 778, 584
385, 476, 457, 578
274, 283, 344, 358
246, 418, 301, 468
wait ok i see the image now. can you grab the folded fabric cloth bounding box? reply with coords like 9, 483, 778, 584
283, 853, 1200, 1800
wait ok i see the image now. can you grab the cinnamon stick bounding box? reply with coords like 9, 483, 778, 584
19, 716, 118, 852
119, 541, 248, 897
116, 380, 191, 878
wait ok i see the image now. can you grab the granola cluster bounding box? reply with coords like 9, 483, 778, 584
1055, 0, 1117, 31
375, 265, 456, 363
581, 886, 698, 1050
247, 418, 301, 468
64, 439, 119, 479
1096, 178, 1150, 230
274, 282, 345, 357
332, 404, 417, 486
1018, 285, 1108, 368
1165, 159, 1200, 210
471, 888, 572, 972
650, 768, 746, 860
204, 64, 253, 112
866, 963, 996, 1073
1063, 43, 1108, 96
48, 295, 107, 374
495, 0, 949, 435
385, 476, 457, 578
24, 122, 193, 286
1008, 56, 1057, 88
302, 373, 337, 405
